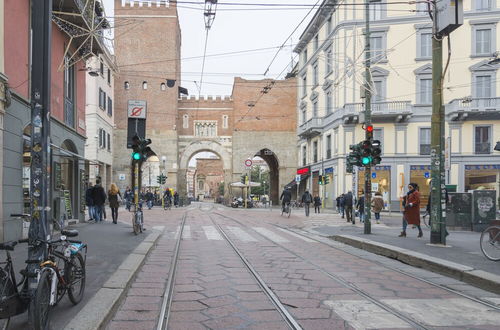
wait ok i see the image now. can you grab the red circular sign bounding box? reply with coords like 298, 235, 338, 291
244, 159, 252, 167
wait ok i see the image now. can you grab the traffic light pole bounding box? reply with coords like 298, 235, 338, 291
363, 0, 372, 235
430, 13, 446, 245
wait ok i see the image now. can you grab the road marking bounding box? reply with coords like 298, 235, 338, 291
227, 226, 258, 242
276, 228, 316, 242
202, 226, 223, 240
324, 300, 411, 329
182, 225, 191, 239
253, 227, 289, 243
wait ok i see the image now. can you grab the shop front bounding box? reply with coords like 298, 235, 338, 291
323, 167, 334, 208
465, 165, 500, 196
409, 165, 431, 209
358, 166, 391, 210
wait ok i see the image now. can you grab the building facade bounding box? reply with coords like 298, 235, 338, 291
295, 0, 500, 209
85, 54, 116, 189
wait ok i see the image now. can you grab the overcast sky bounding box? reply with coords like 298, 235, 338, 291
103, 0, 319, 96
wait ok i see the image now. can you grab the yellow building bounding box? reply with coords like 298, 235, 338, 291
295, 0, 500, 210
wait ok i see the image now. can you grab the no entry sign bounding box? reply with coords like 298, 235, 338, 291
244, 159, 252, 167
128, 100, 147, 119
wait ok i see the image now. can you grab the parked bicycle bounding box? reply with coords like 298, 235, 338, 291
132, 200, 144, 235
0, 226, 86, 330
480, 225, 500, 261
281, 202, 291, 218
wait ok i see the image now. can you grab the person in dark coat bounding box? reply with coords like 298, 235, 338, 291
108, 183, 122, 224
339, 194, 345, 218
301, 190, 313, 216
145, 190, 154, 209
280, 187, 292, 212
124, 187, 133, 211
344, 191, 353, 223
173, 191, 179, 207
313, 195, 321, 214
399, 183, 423, 237
91, 179, 107, 222
85, 183, 95, 221
356, 193, 365, 224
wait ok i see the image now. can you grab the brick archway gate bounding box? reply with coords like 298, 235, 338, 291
178, 140, 233, 202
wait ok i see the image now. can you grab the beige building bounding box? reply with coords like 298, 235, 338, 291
295, 0, 500, 209
85, 53, 116, 189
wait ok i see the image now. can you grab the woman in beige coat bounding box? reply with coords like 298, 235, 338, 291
371, 192, 384, 224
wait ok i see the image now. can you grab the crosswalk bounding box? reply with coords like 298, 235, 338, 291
166, 225, 317, 244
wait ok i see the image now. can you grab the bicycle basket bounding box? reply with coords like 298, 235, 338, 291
0, 267, 23, 319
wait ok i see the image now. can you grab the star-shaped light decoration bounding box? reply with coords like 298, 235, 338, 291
52, 0, 110, 71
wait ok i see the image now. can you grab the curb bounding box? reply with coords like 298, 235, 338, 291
64, 227, 164, 330
332, 234, 500, 295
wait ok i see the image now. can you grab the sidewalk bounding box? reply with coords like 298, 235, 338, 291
306, 214, 500, 294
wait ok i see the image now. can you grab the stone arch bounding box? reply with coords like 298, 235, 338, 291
61, 139, 79, 154
252, 148, 280, 205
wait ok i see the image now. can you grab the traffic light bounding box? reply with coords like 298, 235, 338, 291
347, 144, 362, 167
318, 175, 323, 185
131, 135, 154, 162
371, 140, 382, 165
346, 161, 354, 174
365, 124, 374, 139
324, 175, 330, 184
157, 174, 167, 185
360, 140, 372, 166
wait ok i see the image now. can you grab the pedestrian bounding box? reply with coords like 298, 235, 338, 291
301, 190, 313, 217
339, 194, 345, 218
164, 188, 172, 208
108, 183, 122, 224
174, 191, 179, 207
124, 186, 133, 211
336, 195, 341, 213
399, 183, 423, 238
372, 192, 384, 224
145, 190, 154, 209
356, 192, 365, 224
91, 179, 107, 222
344, 191, 353, 223
313, 195, 321, 214
85, 183, 95, 222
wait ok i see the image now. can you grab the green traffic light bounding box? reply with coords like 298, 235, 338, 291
132, 152, 141, 160
362, 156, 371, 165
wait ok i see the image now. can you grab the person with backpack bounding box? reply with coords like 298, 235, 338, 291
301, 190, 313, 217
91, 179, 107, 222
344, 191, 353, 223
85, 183, 95, 222
313, 195, 322, 214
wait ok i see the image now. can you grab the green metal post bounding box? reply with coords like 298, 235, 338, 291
364, 0, 372, 234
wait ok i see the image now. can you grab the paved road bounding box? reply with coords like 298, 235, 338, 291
1, 208, 146, 330
105, 202, 500, 329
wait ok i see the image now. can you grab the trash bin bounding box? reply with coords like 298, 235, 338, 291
471, 190, 497, 232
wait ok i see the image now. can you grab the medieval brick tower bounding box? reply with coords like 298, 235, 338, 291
113, 0, 181, 189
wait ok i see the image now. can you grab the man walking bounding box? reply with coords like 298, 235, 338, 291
85, 183, 95, 222
344, 191, 353, 223
356, 192, 365, 224
91, 179, 107, 222
313, 195, 321, 214
301, 190, 313, 217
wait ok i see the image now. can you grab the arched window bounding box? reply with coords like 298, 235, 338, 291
142, 81, 148, 90
160, 83, 166, 91
183, 114, 189, 128
124, 81, 130, 90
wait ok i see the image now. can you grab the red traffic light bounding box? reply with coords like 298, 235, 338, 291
366, 125, 374, 133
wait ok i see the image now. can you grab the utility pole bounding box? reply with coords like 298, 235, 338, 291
28, 0, 52, 295
430, 6, 446, 245
363, 0, 372, 234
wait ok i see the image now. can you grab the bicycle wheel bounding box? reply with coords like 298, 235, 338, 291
67, 253, 86, 305
480, 226, 500, 261
33, 269, 52, 330
133, 212, 140, 235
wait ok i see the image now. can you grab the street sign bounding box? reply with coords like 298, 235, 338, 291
119, 174, 126, 181
128, 100, 147, 119
244, 159, 252, 167
424, 172, 430, 179
371, 172, 376, 179
295, 175, 301, 183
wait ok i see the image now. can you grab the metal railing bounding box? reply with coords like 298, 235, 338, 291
344, 100, 412, 114
298, 117, 322, 134
447, 97, 500, 112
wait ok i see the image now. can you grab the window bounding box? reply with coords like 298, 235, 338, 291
301, 109, 307, 124
369, 0, 383, 21
475, 126, 491, 154
373, 80, 385, 102
98, 88, 106, 110
302, 75, 307, 97
419, 32, 432, 59
370, 36, 384, 62
313, 100, 318, 117
314, 35, 319, 52
475, 0, 492, 11
419, 128, 431, 155
183, 114, 189, 128
107, 69, 111, 84
475, 75, 492, 98
99, 61, 104, 75
313, 62, 318, 86
326, 90, 332, 114
416, 1, 429, 15
199, 180, 204, 191
194, 121, 217, 137
107, 97, 113, 116
326, 135, 332, 159
303, 49, 308, 65
124, 81, 130, 90
222, 115, 228, 129
327, 16, 332, 34
160, 83, 166, 91
98, 128, 106, 149
475, 28, 492, 56
142, 81, 148, 90
325, 48, 333, 74
107, 133, 111, 151
418, 78, 432, 104
63, 55, 75, 128
302, 146, 307, 166
313, 141, 318, 163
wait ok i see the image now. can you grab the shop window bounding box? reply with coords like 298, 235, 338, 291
465, 165, 499, 192
475, 126, 491, 154
419, 128, 431, 155
313, 141, 318, 163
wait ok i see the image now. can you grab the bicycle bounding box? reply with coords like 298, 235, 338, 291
163, 197, 172, 210
480, 225, 500, 261
132, 200, 144, 235
0, 227, 86, 330
281, 202, 291, 218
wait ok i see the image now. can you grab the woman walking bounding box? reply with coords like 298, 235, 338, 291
108, 183, 122, 224
372, 192, 384, 224
313, 195, 321, 214
399, 183, 423, 238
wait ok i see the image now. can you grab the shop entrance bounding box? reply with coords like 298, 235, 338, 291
358, 166, 391, 210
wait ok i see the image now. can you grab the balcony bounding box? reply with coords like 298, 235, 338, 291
343, 100, 413, 122
298, 117, 322, 139
447, 97, 500, 121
